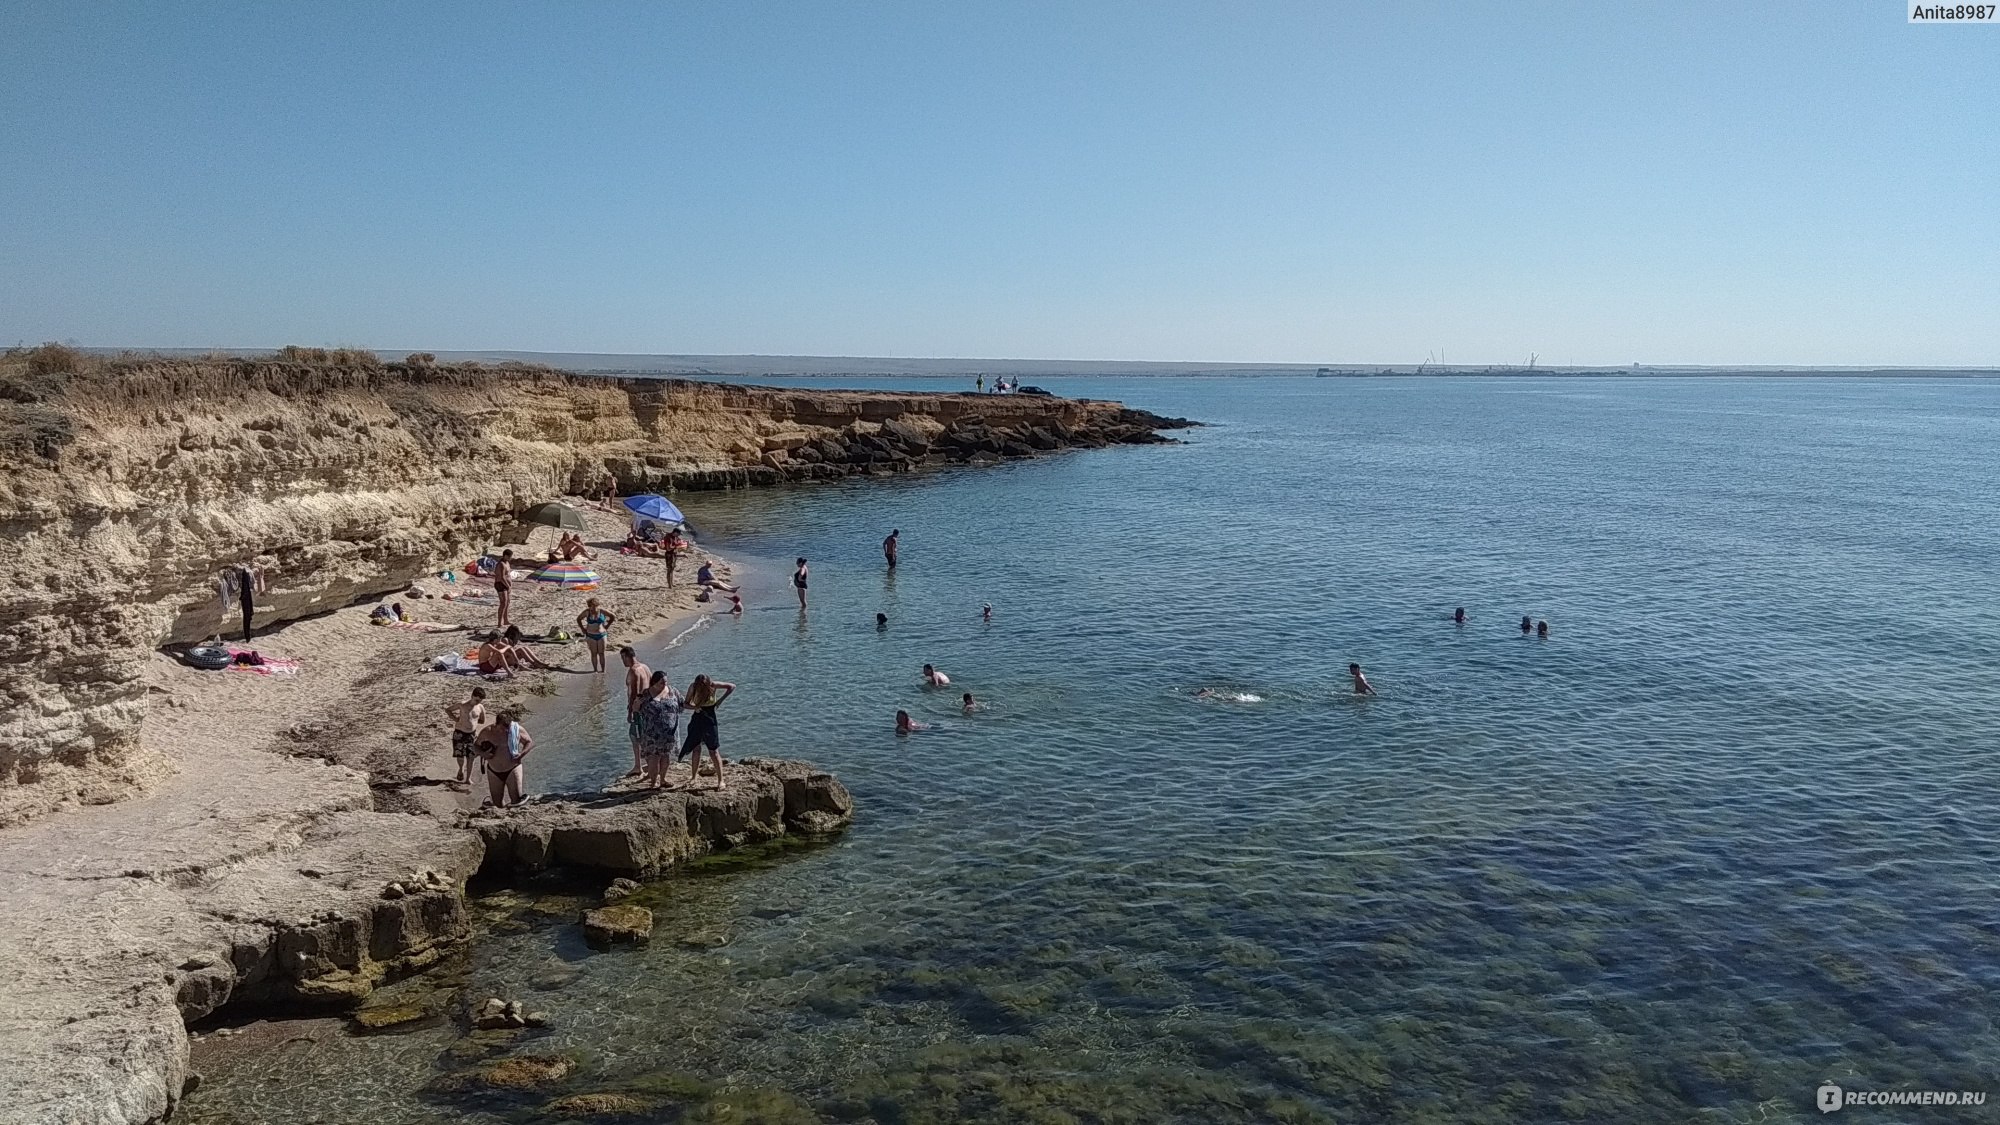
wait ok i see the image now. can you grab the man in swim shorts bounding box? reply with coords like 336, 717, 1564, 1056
883, 529, 899, 570
445, 686, 486, 785
1349, 663, 1375, 696
620, 645, 651, 776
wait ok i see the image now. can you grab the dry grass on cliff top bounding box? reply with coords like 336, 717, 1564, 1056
1, 344, 575, 405
0, 345, 586, 467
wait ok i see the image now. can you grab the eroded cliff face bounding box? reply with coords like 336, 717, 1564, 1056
0, 354, 1185, 828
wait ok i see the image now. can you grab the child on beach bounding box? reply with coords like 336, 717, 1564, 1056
445, 687, 486, 785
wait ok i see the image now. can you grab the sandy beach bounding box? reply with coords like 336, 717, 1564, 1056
0, 500, 750, 1122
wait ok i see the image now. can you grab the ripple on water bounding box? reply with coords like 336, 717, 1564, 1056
183, 377, 2000, 1124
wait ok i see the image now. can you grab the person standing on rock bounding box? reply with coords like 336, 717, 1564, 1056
494, 549, 516, 630
680, 674, 736, 791
576, 597, 616, 673
792, 557, 809, 609
883, 529, 899, 570
631, 670, 683, 788
474, 707, 534, 808
445, 686, 486, 786
620, 646, 651, 777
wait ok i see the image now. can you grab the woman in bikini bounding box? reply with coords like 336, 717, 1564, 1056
575, 597, 616, 673
792, 557, 809, 609
473, 708, 534, 808
680, 674, 737, 790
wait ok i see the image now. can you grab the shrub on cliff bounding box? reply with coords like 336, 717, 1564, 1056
276, 344, 382, 367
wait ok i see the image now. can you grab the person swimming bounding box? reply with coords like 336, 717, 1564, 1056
961, 691, 978, 713
728, 594, 743, 616
895, 709, 928, 734
1453, 607, 1466, 626
1520, 615, 1533, 635
1537, 619, 1550, 638
981, 603, 993, 623
923, 663, 950, 686
1348, 662, 1375, 696
876, 612, 888, 631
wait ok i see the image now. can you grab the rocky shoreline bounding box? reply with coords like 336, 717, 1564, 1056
0, 349, 1187, 1125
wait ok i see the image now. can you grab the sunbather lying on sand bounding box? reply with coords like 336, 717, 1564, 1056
503, 626, 574, 672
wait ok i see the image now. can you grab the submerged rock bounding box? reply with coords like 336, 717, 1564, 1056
478, 1054, 577, 1090
351, 1004, 429, 1032
545, 1092, 653, 1118
602, 877, 641, 903
582, 905, 653, 947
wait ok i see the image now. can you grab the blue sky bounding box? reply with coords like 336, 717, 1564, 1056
2, 2, 1993, 365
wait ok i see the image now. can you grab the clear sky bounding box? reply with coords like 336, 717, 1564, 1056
2, 2, 1994, 365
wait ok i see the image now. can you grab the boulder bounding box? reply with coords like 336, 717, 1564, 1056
467, 759, 849, 877
479, 1054, 577, 1090
582, 905, 653, 947
602, 877, 641, 903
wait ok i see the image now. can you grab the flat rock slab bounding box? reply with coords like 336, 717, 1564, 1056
581, 905, 653, 947
466, 758, 852, 876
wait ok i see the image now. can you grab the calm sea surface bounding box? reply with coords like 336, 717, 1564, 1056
187, 377, 2000, 1124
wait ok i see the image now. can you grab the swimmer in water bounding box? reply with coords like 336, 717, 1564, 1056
1520, 615, 1533, 635
1453, 607, 1466, 626
1348, 662, 1375, 696
895, 709, 927, 735
1536, 619, 1549, 638
876, 612, 888, 631
981, 603, 992, 623
728, 594, 743, 616
961, 691, 977, 713
923, 663, 950, 686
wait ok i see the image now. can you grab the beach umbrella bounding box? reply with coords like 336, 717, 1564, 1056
529, 560, 599, 589
521, 501, 588, 531
622, 494, 686, 526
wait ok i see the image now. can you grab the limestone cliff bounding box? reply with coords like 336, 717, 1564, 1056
0, 349, 1188, 828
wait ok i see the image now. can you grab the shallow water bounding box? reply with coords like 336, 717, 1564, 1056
185, 377, 2000, 1124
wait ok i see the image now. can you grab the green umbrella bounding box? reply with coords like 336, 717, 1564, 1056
521, 501, 587, 531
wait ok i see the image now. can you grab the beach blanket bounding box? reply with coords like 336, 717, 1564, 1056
428, 652, 498, 676
224, 646, 301, 677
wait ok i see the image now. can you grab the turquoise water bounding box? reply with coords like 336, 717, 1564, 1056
188, 377, 2000, 1124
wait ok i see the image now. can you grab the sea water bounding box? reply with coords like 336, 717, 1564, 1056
183, 376, 2000, 1124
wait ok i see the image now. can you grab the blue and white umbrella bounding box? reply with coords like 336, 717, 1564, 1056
623, 494, 686, 525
